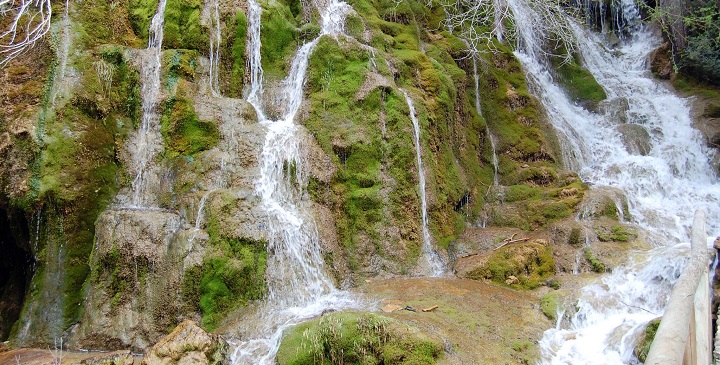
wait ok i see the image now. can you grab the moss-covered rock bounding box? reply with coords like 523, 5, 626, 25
277, 312, 442, 365
634, 318, 661, 363
461, 241, 556, 289
160, 97, 219, 157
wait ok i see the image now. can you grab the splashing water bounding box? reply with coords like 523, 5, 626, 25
402, 90, 447, 277
128, 0, 167, 207
501, 0, 720, 363
230, 1, 359, 363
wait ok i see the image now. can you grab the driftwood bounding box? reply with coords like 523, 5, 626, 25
422, 305, 438, 312
494, 233, 529, 251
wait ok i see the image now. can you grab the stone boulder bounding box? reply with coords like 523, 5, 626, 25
141, 320, 228, 365
599, 97, 630, 124
617, 124, 652, 156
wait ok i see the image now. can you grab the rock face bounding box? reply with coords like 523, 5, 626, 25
69, 210, 185, 351
141, 320, 228, 365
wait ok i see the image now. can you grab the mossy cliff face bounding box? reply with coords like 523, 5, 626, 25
0, 0, 629, 353
0, 0, 265, 349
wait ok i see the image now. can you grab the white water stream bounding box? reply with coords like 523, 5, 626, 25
402, 90, 447, 277
208, 0, 221, 96
501, 0, 720, 363
471, 55, 500, 186
230, 1, 358, 363
128, 0, 167, 207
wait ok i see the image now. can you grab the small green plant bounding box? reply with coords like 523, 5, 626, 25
584, 248, 606, 273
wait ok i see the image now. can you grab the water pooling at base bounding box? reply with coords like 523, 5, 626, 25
502, 0, 720, 363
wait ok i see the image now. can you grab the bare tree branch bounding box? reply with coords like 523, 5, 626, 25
0, 0, 53, 66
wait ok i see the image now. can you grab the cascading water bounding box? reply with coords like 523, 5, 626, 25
230, 1, 357, 363
471, 54, 499, 186
208, 0, 221, 96
128, 0, 167, 207
244, 0, 264, 117
402, 90, 447, 277
502, 0, 720, 363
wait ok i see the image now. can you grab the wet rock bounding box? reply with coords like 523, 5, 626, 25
598, 97, 629, 124
617, 124, 652, 155
650, 42, 675, 80
141, 320, 228, 365
69, 210, 186, 351
578, 186, 630, 221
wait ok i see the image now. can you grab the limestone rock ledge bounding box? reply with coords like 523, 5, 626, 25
141, 320, 228, 365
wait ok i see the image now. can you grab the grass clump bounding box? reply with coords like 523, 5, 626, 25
584, 248, 606, 273
594, 225, 637, 242
276, 312, 442, 365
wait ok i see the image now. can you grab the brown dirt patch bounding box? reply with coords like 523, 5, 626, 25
358, 277, 552, 364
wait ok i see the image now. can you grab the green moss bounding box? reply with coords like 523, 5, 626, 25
506, 185, 541, 202
568, 227, 582, 245
584, 247, 606, 273
594, 225, 637, 242
540, 292, 559, 320
229, 11, 248, 97
193, 193, 268, 330
277, 312, 442, 365
75, 0, 141, 47
260, 3, 300, 80
163, 0, 207, 51
634, 318, 660, 363
466, 243, 555, 289
554, 55, 607, 108
160, 97, 219, 157
127, 0, 159, 44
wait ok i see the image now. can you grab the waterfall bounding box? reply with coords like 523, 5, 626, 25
208, 0, 221, 96
402, 90, 447, 277
502, 0, 720, 362
230, 1, 357, 363
245, 0, 265, 118
472, 55, 499, 185
128, 0, 167, 207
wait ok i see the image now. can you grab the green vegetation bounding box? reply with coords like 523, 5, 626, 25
160, 96, 219, 157
540, 292, 559, 320
553, 54, 607, 108
465, 242, 556, 289
163, 0, 207, 51
584, 247, 606, 273
229, 11, 248, 97
634, 318, 661, 363
276, 312, 442, 365
260, 2, 300, 80
182, 192, 267, 330
127, 0, 159, 44
594, 225, 637, 242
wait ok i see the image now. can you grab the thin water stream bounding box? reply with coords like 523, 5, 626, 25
402, 90, 447, 277
501, 0, 720, 362
128, 0, 167, 207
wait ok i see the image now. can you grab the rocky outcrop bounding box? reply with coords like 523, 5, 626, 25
141, 320, 228, 365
